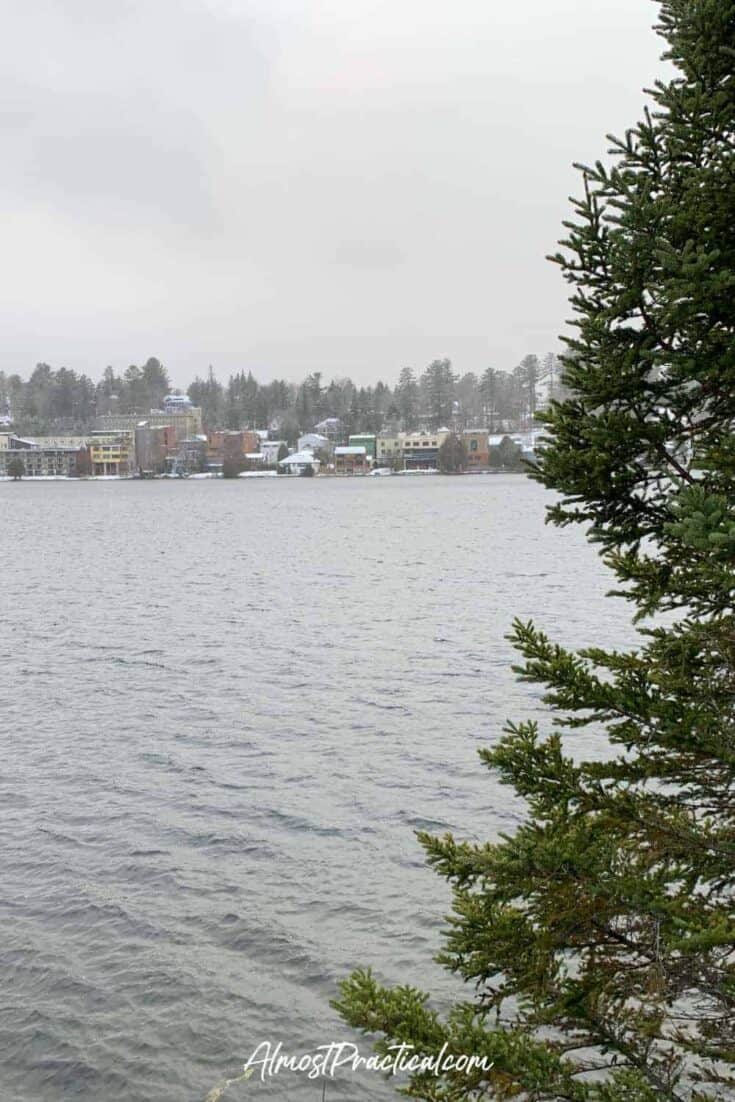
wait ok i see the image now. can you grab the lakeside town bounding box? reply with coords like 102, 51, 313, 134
0, 356, 556, 479
6, 3, 735, 1099
0, 401, 540, 479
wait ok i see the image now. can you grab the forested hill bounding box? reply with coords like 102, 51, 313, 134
0, 353, 563, 438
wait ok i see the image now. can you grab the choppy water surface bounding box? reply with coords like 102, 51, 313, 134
1, 476, 635, 1101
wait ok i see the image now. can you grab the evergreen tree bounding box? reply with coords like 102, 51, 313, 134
373, 380, 391, 429
121, 364, 148, 412
480, 367, 500, 431
437, 432, 468, 473
295, 380, 313, 429
510, 363, 529, 425
540, 351, 563, 408
188, 366, 225, 430
519, 353, 541, 423
335, 4, 735, 1098
306, 372, 324, 421
7, 456, 24, 480
141, 357, 170, 410
421, 358, 456, 429
26, 363, 54, 423
494, 433, 524, 470
99, 365, 120, 398
276, 442, 290, 472
396, 366, 419, 428
456, 372, 482, 427
221, 456, 243, 478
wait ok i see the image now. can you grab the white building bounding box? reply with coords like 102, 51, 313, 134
297, 433, 330, 454
260, 440, 287, 465
278, 450, 320, 474
163, 393, 193, 412
488, 431, 543, 451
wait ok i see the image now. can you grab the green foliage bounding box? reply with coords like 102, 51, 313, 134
275, 442, 290, 473
7, 456, 24, 480
396, 366, 420, 425
188, 365, 225, 428
3, 353, 557, 439
421, 359, 457, 429
489, 435, 524, 471
221, 457, 243, 478
300, 462, 315, 477
438, 433, 468, 473
334, 3, 735, 1098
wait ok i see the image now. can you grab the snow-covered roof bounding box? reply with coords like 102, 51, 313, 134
279, 450, 320, 465
335, 446, 366, 456
488, 431, 541, 448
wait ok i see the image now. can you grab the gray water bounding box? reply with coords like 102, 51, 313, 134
0, 476, 635, 1102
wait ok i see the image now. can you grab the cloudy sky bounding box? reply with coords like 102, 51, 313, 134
2, 0, 664, 388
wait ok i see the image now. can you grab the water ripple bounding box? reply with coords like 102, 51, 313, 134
1, 476, 634, 1101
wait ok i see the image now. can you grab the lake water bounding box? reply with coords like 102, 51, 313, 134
0, 475, 635, 1101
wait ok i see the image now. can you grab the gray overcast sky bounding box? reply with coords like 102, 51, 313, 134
2, 0, 663, 388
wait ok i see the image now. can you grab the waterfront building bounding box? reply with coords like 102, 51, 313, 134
0, 442, 83, 478
298, 433, 330, 454
401, 430, 450, 469
462, 429, 490, 469
313, 417, 344, 443
162, 393, 193, 412
348, 434, 376, 459
95, 407, 203, 439
376, 434, 403, 466
174, 436, 208, 474
259, 440, 287, 465
334, 445, 370, 475
278, 450, 321, 475
0, 431, 134, 476
88, 431, 135, 476
134, 423, 176, 475
243, 452, 265, 470
206, 430, 261, 470
16, 435, 89, 450
0, 433, 34, 451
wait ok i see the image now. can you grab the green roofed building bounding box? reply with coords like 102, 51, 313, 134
347, 434, 376, 459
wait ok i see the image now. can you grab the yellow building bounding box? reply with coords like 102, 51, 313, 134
401, 430, 450, 469
376, 435, 403, 464
88, 432, 134, 476
95, 408, 202, 439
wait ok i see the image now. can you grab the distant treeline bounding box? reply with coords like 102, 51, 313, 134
1, 353, 566, 440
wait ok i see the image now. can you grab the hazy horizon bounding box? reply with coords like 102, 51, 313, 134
2, 0, 664, 390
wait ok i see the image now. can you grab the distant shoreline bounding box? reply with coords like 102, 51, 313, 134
0, 468, 525, 483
